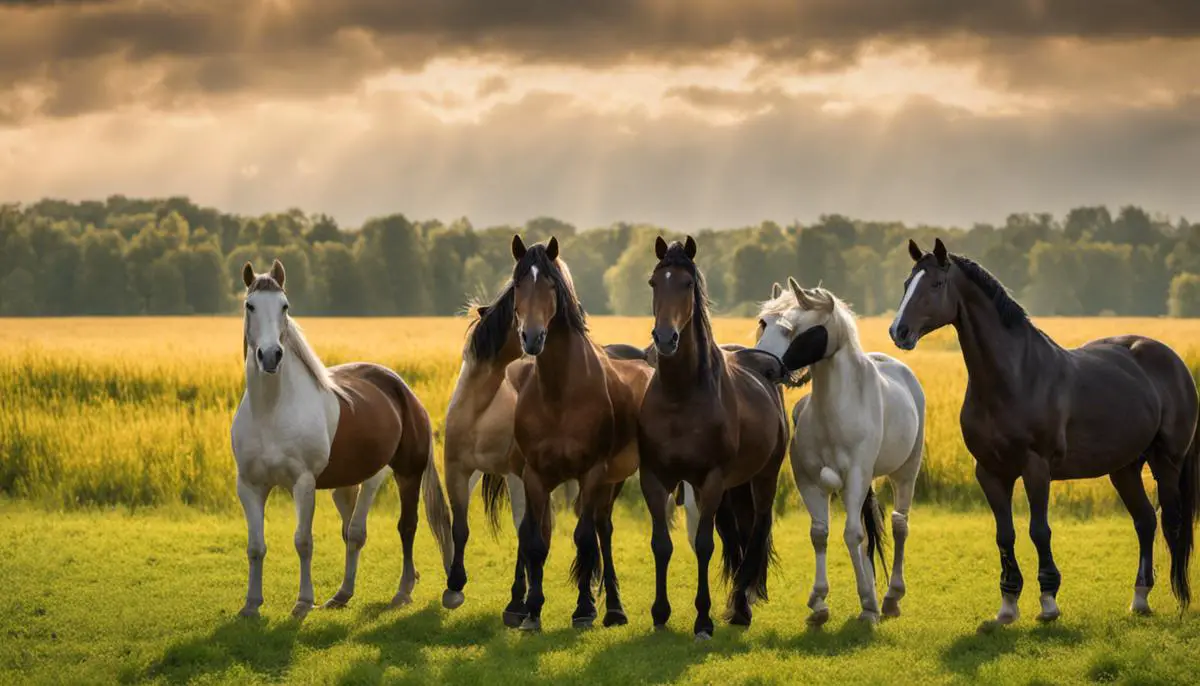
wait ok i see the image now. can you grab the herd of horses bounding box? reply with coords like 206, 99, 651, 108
231, 234, 1200, 640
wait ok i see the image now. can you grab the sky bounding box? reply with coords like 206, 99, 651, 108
1, 0, 1199, 230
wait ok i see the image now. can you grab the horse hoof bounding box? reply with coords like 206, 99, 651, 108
881, 596, 901, 618
729, 612, 752, 627
503, 610, 528, 629
519, 617, 542, 632
1131, 605, 1153, 617
1037, 593, 1060, 623
994, 611, 1018, 626
857, 611, 879, 626
389, 593, 413, 608
603, 610, 628, 627
1036, 610, 1061, 623
442, 590, 466, 610
321, 597, 349, 610
291, 601, 314, 620
237, 605, 261, 619
806, 608, 830, 628
572, 614, 597, 630
694, 631, 713, 642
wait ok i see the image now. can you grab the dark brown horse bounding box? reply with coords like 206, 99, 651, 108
890, 238, 1200, 623
638, 236, 790, 639
504, 235, 654, 631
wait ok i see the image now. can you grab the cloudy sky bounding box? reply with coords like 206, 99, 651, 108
1, 0, 1198, 230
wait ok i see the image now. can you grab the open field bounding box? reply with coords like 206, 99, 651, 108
3, 316, 1200, 684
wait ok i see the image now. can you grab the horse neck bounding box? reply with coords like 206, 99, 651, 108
952, 277, 1051, 398
534, 321, 592, 402
810, 312, 870, 403
244, 352, 325, 415
460, 329, 524, 400
657, 315, 721, 398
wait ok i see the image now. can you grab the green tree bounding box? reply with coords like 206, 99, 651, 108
0, 267, 36, 316
74, 230, 133, 314
179, 244, 227, 314
1169, 273, 1200, 317
603, 242, 657, 316
147, 256, 189, 314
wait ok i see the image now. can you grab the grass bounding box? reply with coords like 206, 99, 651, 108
2, 499, 1199, 685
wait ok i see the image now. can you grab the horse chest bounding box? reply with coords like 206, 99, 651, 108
232, 397, 335, 487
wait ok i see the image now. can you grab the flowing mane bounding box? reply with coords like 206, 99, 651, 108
950, 254, 1028, 329
655, 242, 719, 382
464, 284, 516, 363
514, 244, 587, 336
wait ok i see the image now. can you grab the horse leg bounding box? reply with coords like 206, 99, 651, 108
291, 472, 318, 619
236, 477, 270, 618
517, 467, 552, 632
598, 481, 628, 627
506, 472, 526, 532
693, 472, 725, 641
796, 481, 831, 627
841, 470, 881, 624
640, 469, 675, 630
682, 482, 699, 553
390, 473, 422, 607
500, 472, 530, 626
442, 463, 474, 610
1110, 461, 1156, 615
730, 465, 781, 627
1023, 456, 1061, 622
976, 462, 1022, 625
571, 466, 606, 628
883, 461, 920, 618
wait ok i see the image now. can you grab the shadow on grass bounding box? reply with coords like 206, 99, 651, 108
940, 622, 1085, 678
146, 613, 348, 685
756, 616, 881, 656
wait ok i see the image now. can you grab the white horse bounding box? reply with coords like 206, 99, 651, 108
754, 278, 925, 625
232, 260, 452, 619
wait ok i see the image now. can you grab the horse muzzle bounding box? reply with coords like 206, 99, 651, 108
651, 327, 680, 357
889, 323, 918, 351
521, 328, 547, 356
256, 346, 284, 374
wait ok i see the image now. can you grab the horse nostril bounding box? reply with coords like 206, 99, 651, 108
896, 325, 910, 340
256, 348, 264, 361
273, 349, 283, 365
670, 332, 679, 346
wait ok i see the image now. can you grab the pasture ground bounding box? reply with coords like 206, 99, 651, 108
2, 499, 1198, 685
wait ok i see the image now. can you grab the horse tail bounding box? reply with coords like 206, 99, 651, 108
421, 433, 455, 575
818, 467, 843, 494
1169, 415, 1200, 610
480, 472, 509, 536
714, 484, 751, 587
861, 484, 889, 584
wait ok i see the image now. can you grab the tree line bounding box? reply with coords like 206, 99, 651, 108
3, 196, 1200, 318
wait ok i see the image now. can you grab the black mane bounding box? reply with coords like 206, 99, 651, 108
655, 242, 720, 381
514, 243, 587, 336
465, 283, 515, 362
951, 254, 1028, 328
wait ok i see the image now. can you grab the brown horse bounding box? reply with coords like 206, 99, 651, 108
504, 235, 653, 631
638, 236, 790, 639
231, 260, 453, 618
890, 238, 1200, 623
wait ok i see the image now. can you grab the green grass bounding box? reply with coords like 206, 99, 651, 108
3, 498, 1199, 685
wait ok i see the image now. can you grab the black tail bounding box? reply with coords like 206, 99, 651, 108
861, 486, 889, 584
714, 484, 751, 586
569, 519, 603, 593
1169, 418, 1200, 610
480, 472, 508, 536
734, 511, 778, 604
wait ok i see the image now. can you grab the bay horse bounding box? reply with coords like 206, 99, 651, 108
638, 236, 790, 640
755, 278, 926, 625
231, 260, 453, 619
890, 238, 1200, 623
506, 235, 654, 631
439, 258, 600, 620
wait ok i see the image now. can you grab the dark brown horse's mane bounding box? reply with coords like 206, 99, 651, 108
515, 243, 588, 336
655, 242, 720, 383
951, 254, 1029, 329
465, 283, 516, 362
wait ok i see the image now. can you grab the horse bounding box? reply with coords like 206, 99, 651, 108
890, 238, 1200, 623
638, 236, 790, 640
754, 278, 926, 625
440, 260, 628, 620
504, 234, 654, 632
230, 260, 453, 619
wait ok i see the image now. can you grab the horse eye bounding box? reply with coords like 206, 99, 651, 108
282, 303, 289, 311
648, 279, 655, 287
245, 303, 255, 312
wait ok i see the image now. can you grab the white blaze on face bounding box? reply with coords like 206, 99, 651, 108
890, 270, 925, 335
531, 265, 539, 283
665, 271, 672, 281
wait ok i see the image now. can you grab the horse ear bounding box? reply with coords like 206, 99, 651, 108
684, 235, 697, 259
546, 236, 559, 261
270, 259, 286, 289
787, 276, 808, 307
242, 262, 255, 288
771, 282, 783, 299
476, 305, 488, 318
511, 234, 527, 261
933, 238, 948, 266
908, 239, 923, 263
655, 236, 668, 259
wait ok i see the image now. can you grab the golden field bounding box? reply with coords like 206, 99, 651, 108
2, 315, 1200, 514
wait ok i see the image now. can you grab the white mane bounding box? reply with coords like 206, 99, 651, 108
284, 317, 350, 401
756, 286, 862, 354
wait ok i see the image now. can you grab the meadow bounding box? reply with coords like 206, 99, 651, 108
4, 315, 1200, 685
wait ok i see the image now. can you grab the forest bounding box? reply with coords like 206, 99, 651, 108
3, 196, 1200, 318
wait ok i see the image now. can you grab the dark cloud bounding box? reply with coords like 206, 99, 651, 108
2, 0, 1200, 119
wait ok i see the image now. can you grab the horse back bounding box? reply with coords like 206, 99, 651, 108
319, 363, 429, 489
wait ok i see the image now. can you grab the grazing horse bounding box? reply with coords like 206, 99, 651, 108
890, 238, 1200, 623
755, 278, 926, 625
638, 236, 790, 640
231, 260, 453, 619
506, 235, 653, 632
440, 261, 629, 617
